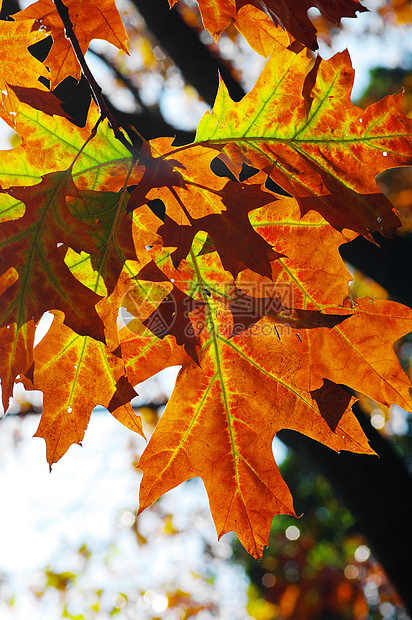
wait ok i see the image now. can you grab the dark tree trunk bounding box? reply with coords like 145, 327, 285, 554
130, 0, 245, 106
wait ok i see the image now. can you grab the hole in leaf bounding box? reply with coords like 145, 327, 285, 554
147, 199, 166, 222
265, 177, 293, 197
38, 76, 50, 89
210, 157, 237, 182
53, 76, 92, 127
28, 37, 53, 63
239, 164, 259, 181
23, 75, 92, 128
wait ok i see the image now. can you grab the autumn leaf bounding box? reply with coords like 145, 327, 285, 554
195, 46, 412, 237
0, 320, 35, 412
130, 196, 411, 554
14, 0, 129, 88
281, 297, 412, 411
171, 0, 367, 49
129, 140, 284, 278
27, 311, 141, 466
0, 101, 134, 196
0, 171, 105, 335
0, 19, 50, 125
123, 234, 378, 556
137, 298, 373, 558
1, 0, 412, 562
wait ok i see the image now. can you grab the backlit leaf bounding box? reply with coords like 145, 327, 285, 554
171, 0, 367, 49
30, 311, 141, 466
0, 0, 411, 559
196, 48, 412, 237
14, 0, 128, 87
137, 280, 373, 558
0, 20, 49, 125
0, 171, 105, 408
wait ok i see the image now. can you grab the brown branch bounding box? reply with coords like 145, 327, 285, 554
53, 0, 140, 158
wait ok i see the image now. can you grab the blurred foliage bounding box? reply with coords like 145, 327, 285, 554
234, 453, 409, 620
379, 0, 412, 24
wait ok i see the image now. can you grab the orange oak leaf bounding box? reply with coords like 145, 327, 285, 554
0, 20, 50, 125
123, 239, 387, 555
29, 311, 141, 466
14, 0, 129, 88
281, 297, 412, 411
137, 308, 374, 558
119, 319, 191, 387
245, 195, 358, 309
170, 0, 367, 49
195, 47, 412, 238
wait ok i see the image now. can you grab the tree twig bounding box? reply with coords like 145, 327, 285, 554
53, 0, 142, 158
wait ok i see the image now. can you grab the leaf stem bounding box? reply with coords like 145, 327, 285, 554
53, 0, 141, 158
